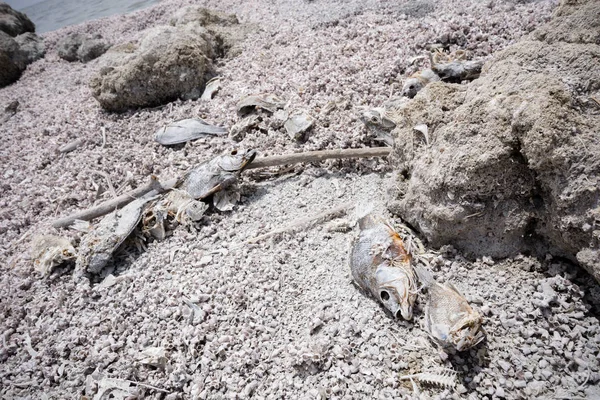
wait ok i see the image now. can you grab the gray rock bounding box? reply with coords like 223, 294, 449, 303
90, 24, 215, 112
57, 33, 109, 62
56, 33, 83, 61
14, 32, 45, 64
1, 29, 44, 87
0, 2, 35, 37
0, 31, 22, 86
77, 37, 110, 62
0, 30, 39, 87
170, 6, 239, 27
389, 0, 600, 282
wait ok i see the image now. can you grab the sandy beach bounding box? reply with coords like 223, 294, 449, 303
2, 0, 600, 399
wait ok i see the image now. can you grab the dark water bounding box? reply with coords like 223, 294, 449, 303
22, 0, 162, 33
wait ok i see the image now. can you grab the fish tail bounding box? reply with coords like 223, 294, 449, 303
353, 202, 377, 229
413, 264, 435, 287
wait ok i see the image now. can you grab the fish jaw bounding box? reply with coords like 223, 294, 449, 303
375, 263, 416, 320
447, 310, 485, 351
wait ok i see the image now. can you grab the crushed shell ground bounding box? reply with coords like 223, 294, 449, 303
2, 0, 600, 399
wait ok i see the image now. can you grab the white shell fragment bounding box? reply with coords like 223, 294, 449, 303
284, 111, 314, 140
201, 77, 222, 101
236, 94, 286, 116
213, 188, 240, 212
31, 235, 77, 277
154, 118, 228, 145
136, 346, 167, 368
413, 123, 429, 145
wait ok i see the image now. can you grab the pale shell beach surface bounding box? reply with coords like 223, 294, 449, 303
2, 0, 600, 399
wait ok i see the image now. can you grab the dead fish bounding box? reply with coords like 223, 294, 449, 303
181, 149, 256, 211
429, 49, 482, 83
75, 192, 159, 278
237, 94, 286, 116
142, 189, 209, 240
414, 265, 485, 351
401, 68, 441, 98
284, 111, 314, 140
201, 77, 222, 101
31, 235, 77, 277
359, 97, 409, 145
350, 213, 417, 320
154, 118, 227, 145
432, 59, 483, 83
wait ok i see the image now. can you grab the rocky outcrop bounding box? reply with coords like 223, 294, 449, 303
14, 32, 44, 64
0, 31, 23, 87
90, 8, 249, 112
57, 33, 110, 62
0, 3, 44, 87
0, 2, 34, 37
389, 0, 600, 281
90, 24, 215, 112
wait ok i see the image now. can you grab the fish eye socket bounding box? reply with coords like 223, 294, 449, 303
380, 290, 390, 301
370, 116, 379, 123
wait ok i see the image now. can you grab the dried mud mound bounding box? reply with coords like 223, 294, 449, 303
90, 7, 248, 112
391, 0, 600, 280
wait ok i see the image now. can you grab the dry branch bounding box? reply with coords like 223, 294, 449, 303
51, 176, 178, 229
238, 201, 353, 246
51, 147, 390, 229
245, 147, 391, 169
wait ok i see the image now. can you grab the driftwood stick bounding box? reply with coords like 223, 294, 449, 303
237, 201, 353, 246
51, 176, 178, 229
51, 147, 390, 229
245, 147, 391, 170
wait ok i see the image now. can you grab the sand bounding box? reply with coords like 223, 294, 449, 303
2, 0, 600, 399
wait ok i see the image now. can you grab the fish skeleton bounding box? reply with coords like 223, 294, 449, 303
414, 264, 485, 351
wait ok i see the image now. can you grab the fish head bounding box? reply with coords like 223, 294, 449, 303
185, 200, 209, 222
401, 78, 423, 99
359, 107, 384, 128
218, 149, 257, 172
375, 264, 417, 320
359, 107, 396, 131
449, 311, 485, 351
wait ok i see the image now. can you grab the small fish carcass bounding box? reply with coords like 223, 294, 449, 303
350, 213, 418, 320
181, 148, 256, 209
143, 149, 256, 239
401, 68, 441, 98
358, 97, 409, 146
75, 192, 159, 280
414, 265, 485, 351
154, 118, 228, 146
31, 235, 77, 277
